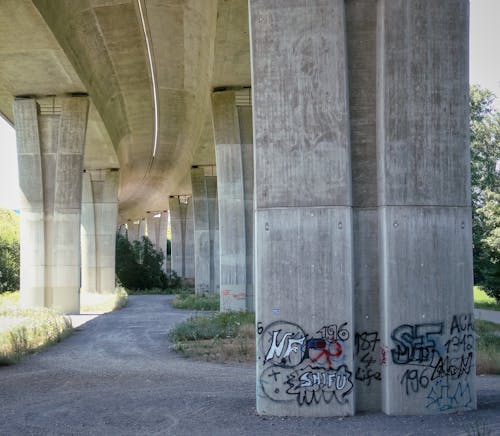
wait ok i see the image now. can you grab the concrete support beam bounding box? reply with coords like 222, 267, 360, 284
206, 176, 220, 295
213, 91, 249, 311
169, 196, 195, 279
127, 220, 140, 242
250, 0, 354, 416
146, 211, 168, 270
346, 0, 380, 412
377, 0, 474, 415
191, 167, 211, 294
81, 169, 118, 294
14, 96, 89, 314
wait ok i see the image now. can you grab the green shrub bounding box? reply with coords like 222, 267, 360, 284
171, 293, 219, 311
0, 208, 20, 293
115, 233, 168, 290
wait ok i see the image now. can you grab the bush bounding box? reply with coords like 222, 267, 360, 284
115, 234, 168, 290
0, 209, 20, 293
171, 292, 219, 311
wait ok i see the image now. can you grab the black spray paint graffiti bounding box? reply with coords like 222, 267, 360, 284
354, 331, 381, 386
390, 313, 475, 412
258, 321, 353, 407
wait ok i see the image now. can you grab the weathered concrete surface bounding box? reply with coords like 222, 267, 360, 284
81, 169, 119, 294
213, 91, 247, 311
250, 0, 354, 416
191, 168, 211, 294
377, 0, 473, 415
169, 196, 195, 279
146, 211, 168, 271
206, 176, 220, 295
346, 0, 380, 412
14, 96, 89, 314
0, 296, 499, 436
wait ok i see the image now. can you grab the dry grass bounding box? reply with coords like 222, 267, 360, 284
80, 287, 128, 314
169, 312, 255, 363
0, 292, 72, 365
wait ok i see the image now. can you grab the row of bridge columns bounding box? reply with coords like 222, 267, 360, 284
12, 0, 473, 418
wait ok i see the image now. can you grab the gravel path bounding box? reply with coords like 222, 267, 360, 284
0, 295, 499, 436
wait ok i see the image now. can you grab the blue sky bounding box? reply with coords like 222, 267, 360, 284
1, 0, 499, 210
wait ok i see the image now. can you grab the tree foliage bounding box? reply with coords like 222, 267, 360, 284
470, 85, 500, 301
0, 208, 20, 293
115, 233, 168, 290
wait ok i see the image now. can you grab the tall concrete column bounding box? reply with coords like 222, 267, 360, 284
146, 211, 168, 262
206, 175, 219, 295
346, 0, 380, 412
213, 91, 248, 311
169, 197, 186, 277
191, 168, 211, 294
81, 169, 119, 294
377, 0, 474, 415
250, 0, 354, 417
184, 198, 195, 279
138, 218, 146, 241
14, 96, 89, 314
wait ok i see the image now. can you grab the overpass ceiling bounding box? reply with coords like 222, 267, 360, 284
1, 0, 251, 222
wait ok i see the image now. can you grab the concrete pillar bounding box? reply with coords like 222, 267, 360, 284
169, 197, 195, 280
184, 198, 195, 279
138, 218, 146, 241
213, 91, 248, 311
126, 220, 138, 242
346, 0, 380, 412
239, 102, 255, 312
169, 197, 185, 277
81, 169, 119, 294
377, 0, 474, 415
206, 175, 219, 295
146, 211, 168, 266
117, 224, 127, 237
191, 168, 211, 294
14, 96, 89, 314
250, 0, 354, 417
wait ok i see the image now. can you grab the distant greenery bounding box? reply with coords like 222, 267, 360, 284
169, 311, 255, 362
470, 86, 500, 302
115, 233, 169, 291
171, 292, 219, 311
475, 319, 500, 375
474, 286, 500, 311
0, 208, 19, 293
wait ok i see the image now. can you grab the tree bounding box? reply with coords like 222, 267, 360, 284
470, 85, 500, 301
0, 208, 20, 293
115, 233, 167, 290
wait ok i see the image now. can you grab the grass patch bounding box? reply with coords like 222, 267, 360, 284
80, 287, 128, 314
0, 292, 72, 365
474, 286, 500, 311
476, 319, 500, 375
169, 311, 255, 362
171, 292, 220, 311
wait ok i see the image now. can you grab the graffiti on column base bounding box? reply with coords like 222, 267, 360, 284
258, 320, 353, 406
389, 313, 475, 412
354, 331, 381, 386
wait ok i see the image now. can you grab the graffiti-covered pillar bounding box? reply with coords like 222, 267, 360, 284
14, 95, 89, 314
377, 0, 475, 415
212, 91, 247, 311
191, 168, 211, 294
250, 0, 354, 416
346, 0, 381, 412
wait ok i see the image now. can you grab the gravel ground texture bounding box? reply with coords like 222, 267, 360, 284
0, 295, 499, 436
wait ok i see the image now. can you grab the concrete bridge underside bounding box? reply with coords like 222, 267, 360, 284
0, 0, 474, 417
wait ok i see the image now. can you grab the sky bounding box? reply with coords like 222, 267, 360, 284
0, 0, 499, 211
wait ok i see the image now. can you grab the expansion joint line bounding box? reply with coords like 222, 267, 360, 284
137, 0, 159, 167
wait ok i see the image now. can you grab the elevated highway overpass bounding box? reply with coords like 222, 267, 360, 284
0, 0, 475, 418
